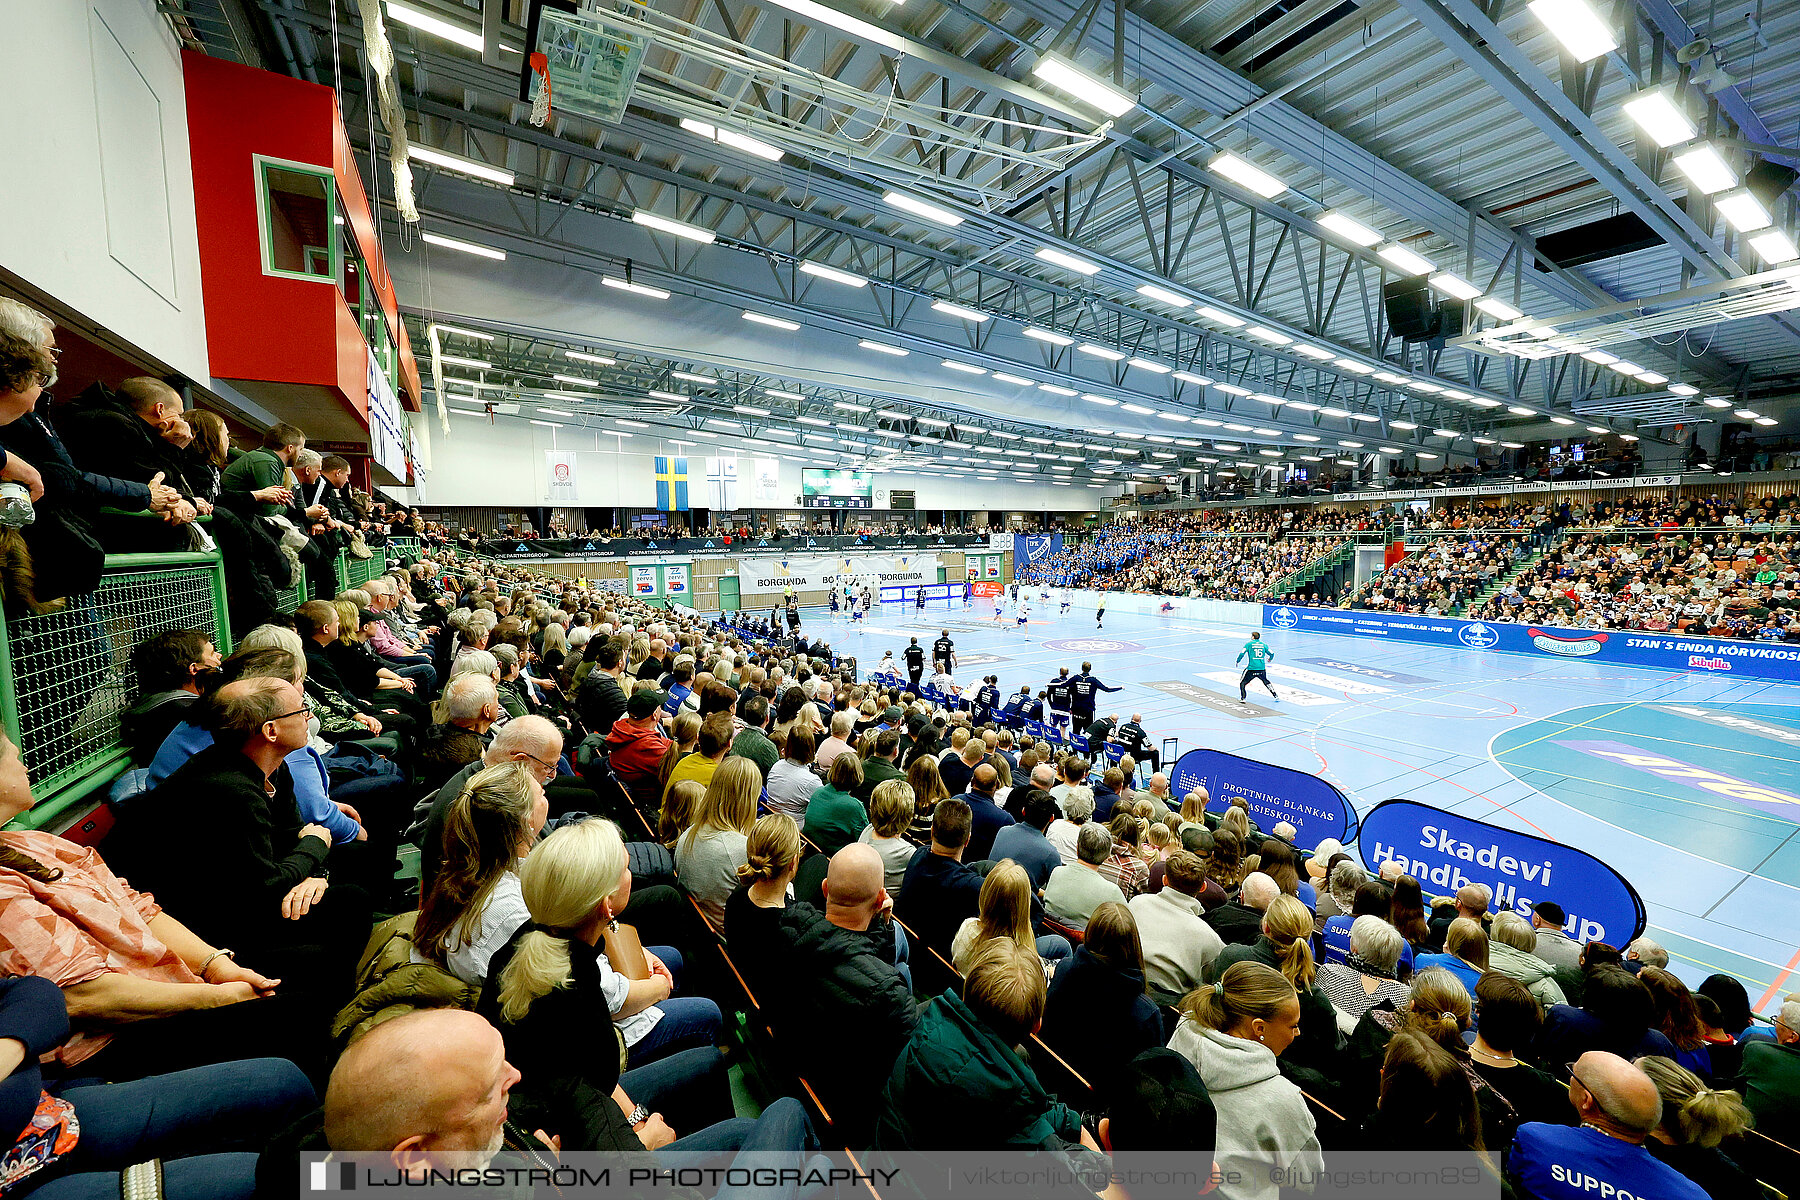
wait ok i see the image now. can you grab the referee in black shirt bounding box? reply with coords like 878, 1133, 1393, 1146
904, 637, 926, 691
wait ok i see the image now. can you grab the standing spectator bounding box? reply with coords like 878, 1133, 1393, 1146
220, 420, 305, 517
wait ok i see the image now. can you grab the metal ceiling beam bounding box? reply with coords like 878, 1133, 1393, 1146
1631, 0, 1799, 169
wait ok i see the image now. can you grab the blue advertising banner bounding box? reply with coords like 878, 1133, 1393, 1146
1262, 603, 1800, 683
1013, 533, 1065, 569
1169, 748, 1357, 853
1358, 799, 1646, 947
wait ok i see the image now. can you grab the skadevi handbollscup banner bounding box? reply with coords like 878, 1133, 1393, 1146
1262, 604, 1800, 682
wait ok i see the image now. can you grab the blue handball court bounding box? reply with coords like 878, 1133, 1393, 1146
820, 589, 1800, 1017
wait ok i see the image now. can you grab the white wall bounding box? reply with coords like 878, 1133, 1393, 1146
0, 0, 209, 381
399, 411, 1113, 511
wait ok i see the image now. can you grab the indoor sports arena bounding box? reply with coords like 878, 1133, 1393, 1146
5, 0, 1800, 1196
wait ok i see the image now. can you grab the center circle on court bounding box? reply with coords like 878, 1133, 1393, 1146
1041, 637, 1145, 653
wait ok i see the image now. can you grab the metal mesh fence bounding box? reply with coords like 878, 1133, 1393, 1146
273, 575, 309, 615
7, 562, 224, 795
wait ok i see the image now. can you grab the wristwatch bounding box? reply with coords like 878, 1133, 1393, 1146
627, 1104, 651, 1128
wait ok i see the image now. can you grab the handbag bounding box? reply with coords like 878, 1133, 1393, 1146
348, 530, 373, 560
602, 919, 650, 981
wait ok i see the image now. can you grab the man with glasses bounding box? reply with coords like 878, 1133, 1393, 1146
410, 715, 565, 892
1508, 1051, 1707, 1200
107, 678, 374, 988
1738, 998, 1800, 1150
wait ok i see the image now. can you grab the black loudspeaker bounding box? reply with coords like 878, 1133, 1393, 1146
1383, 278, 1437, 341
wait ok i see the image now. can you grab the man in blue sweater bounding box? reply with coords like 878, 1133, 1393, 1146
1509, 1051, 1707, 1200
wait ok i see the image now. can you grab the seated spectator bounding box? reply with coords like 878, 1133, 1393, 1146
1369, 1028, 1490, 1155
604, 687, 672, 812
854, 728, 905, 804
1129, 850, 1222, 1003
1321, 879, 1414, 974
121, 628, 220, 765
723, 813, 801, 998
483, 819, 722, 1072
0, 731, 332, 1085
1636, 1055, 1758, 1200
1509, 1051, 1710, 1200
876, 938, 1097, 1152
663, 712, 734, 801
1389, 874, 1433, 950
415, 674, 500, 791
1469, 973, 1573, 1130
1098, 811, 1151, 899
1692, 994, 1744, 1084
898, 800, 987, 958
1043, 824, 1127, 931
988, 790, 1062, 891
1736, 996, 1800, 1149
674, 756, 759, 928
1626, 936, 1671, 973
1167, 961, 1321, 1200
950, 861, 1070, 976
1, 975, 315, 1200
573, 635, 630, 738
107, 678, 372, 988
1046, 787, 1094, 866
1414, 915, 1490, 994
1426, 883, 1490, 951
956, 763, 1015, 862
857, 779, 919, 893
1639, 967, 1716, 1080
801, 751, 870, 857
1255, 839, 1315, 910
1205, 870, 1279, 947
764, 725, 821, 820
1095, 1047, 1218, 1172
1040, 902, 1162, 1101
1206, 895, 1341, 1073
728, 694, 778, 781
814, 709, 855, 767
766, 844, 918, 1143
1696, 974, 1754, 1042
1317, 914, 1411, 1031
1534, 966, 1680, 1071
412, 761, 547, 987
939, 738, 985, 800
1531, 900, 1583, 971
1487, 911, 1568, 1008
410, 716, 564, 891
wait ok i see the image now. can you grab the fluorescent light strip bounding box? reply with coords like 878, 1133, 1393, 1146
1136, 284, 1191, 308
632, 210, 716, 244
1246, 326, 1292, 345
859, 339, 908, 356
1715, 191, 1773, 233
882, 190, 963, 226
1038, 383, 1078, 396
1209, 151, 1286, 198
649, 390, 686, 402
1316, 211, 1382, 247
764, 389, 805, 401
1293, 344, 1334, 360
941, 360, 987, 374
422, 231, 505, 260
551, 374, 598, 387
742, 311, 801, 330
1623, 90, 1697, 148
385, 1, 484, 51
436, 354, 490, 368
1035, 247, 1101, 275
565, 350, 615, 365
991, 372, 1034, 386
1377, 244, 1434, 276
1171, 371, 1213, 386
931, 300, 988, 322
1127, 357, 1172, 374
1428, 272, 1481, 301
1077, 343, 1125, 361
1030, 54, 1135, 117
1475, 297, 1523, 321
409, 144, 512, 186
1527, 0, 1617, 62
798, 260, 868, 287
430, 323, 494, 341
1194, 306, 1246, 327
1673, 145, 1736, 195
669, 371, 712, 383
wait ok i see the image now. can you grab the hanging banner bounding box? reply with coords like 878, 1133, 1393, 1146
1170, 748, 1358, 853
1358, 798, 1646, 947
737, 554, 940, 594
545, 450, 579, 502
631, 565, 661, 597
750, 457, 781, 504
704, 457, 739, 511
663, 562, 690, 598
1013, 533, 1064, 567
965, 560, 980, 580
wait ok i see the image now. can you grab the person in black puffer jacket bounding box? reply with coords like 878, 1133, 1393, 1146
765, 845, 919, 1146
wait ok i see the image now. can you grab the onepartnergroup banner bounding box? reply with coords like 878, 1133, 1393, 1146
1261, 603, 1800, 682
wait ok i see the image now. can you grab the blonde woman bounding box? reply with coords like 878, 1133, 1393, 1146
949, 861, 1071, 975
1205, 894, 1342, 1072
857, 779, 919, 892
675, 757, 759, 927
1169, 962, 1322, 1200
484, 818, 722, 1071
724, 813, 801, 993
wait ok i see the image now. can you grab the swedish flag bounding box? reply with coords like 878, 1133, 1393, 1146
655, 456, 689, 511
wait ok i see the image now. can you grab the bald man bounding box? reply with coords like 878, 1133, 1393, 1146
1509, 1051, 1707, 1200
772, 844, 919, 1145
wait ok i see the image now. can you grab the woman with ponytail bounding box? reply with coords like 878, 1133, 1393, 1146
481, 818, 723, 1077
1167, 962, 1321, 1200
1637, 1055, 1758, 1200
412, 760, 547, 985
1369, 1028, 1487, 1153
1205, 895, 1342, 1072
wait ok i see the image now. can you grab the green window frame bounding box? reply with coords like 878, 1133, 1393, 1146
252, 154, 339, 283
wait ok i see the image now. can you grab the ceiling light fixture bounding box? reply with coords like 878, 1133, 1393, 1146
1035, 247, 1102, 275
941, 360, 986, 374
1135, 283, 1191, 308
1749, 229, 1800, 264
1377, 244, 1435, 276
1194, 305, 1247, 327
1715, 190, 1773, 233
1172, 371, 1213, 386
1316, 211, 1382, 247
631, 210, 715, 243
1127, 357, 1172, 373
1024, 326, 1075, 345
1029, 53, 1136, 117
1038, 383, 1078, 396
881, 190, 963, 226
1673, 145, 1737, 195
1528, 0, 1617, 62
385, 1, 484, 50
422, 231, 505, 260
1428, 273, 1482, 301
858, 339, 908, 356
1475, 297, 1524, 321
1623, 89, 1697, 148
409, 144, 512, 186
436, 354, 490, 368
742, 311, 801, 330
600, 276, 670, 300
798, 260, 868, 287
1077, 343, 1126, 360
1209, 151, 1287, 197
931, 300, 989, 322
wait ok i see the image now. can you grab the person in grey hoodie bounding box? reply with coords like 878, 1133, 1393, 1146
1487, 911, 1568, 1008
1166, 961, 1322, 1200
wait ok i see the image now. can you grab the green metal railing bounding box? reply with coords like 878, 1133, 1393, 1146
1, 549, 230, 830
272, 574, 310, 614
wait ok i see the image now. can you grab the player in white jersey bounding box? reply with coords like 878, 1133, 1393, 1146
851, 593, 865, 623
992, 592, 1006, 622
1059, 589, 1072, 616
1015, 596, 1031, 630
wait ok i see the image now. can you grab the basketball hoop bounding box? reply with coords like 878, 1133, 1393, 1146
529, 51, 552, 126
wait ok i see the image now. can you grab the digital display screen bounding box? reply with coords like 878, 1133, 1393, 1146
801, 468, 874, 509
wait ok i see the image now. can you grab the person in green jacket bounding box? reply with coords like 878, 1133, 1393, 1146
876, 936, 1105, 1153
220, 420, 305, 516
1236, 631, 1279, 703
801, 750, 870, 856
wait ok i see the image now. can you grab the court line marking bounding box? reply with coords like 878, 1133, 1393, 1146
1756, 946, 1800, 1010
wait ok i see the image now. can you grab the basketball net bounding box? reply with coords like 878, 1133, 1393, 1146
529, 52, 552, 127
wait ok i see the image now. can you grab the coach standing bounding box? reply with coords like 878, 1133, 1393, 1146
1068, 660, 1122, 732
932, 629, 956, 676
904, 637, 926, 692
